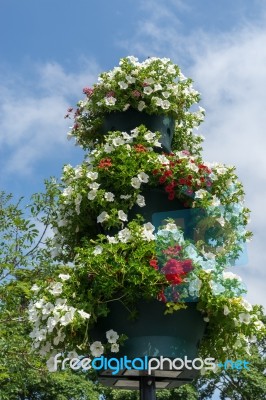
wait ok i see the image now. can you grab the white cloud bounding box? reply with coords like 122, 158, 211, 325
0, 59, 100, 176
120, 1, 266, 309
187, 25, 266, 310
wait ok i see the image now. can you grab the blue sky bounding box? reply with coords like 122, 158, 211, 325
1, 1, 266, 397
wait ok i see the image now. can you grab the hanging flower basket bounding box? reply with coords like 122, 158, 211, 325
93, 299, 206, 360
101, 109, 175, 153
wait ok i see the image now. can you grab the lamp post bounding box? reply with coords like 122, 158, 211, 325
140, 376, 156, 400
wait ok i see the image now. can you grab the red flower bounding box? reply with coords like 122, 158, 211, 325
165, 184, 174, 193
164, 170, 173, 177
159, 175, 167, 184
162, 259, 184, 275
165, 274, 183, 284
168, 191, 175, 200
98, 158, 112, 169
161, 258, 193, 284
149, 259, 159, 270
178, 178, 187, 185
163, 245, 181, 256
134, 144, 147, 152
181, 259, 193, 273
158, 290, 167, 303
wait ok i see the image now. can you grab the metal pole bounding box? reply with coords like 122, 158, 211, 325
140, 376, 156, 400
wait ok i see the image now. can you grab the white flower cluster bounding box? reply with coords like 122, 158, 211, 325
95, 56, 200, 116
90, 329, 120, 357
92, 222, 156, 248
28, 275, 90, 357
45, 329, 120, 372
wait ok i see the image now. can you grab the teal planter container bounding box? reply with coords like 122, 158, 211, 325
93, 300, 205, 360
101, 109, 175, 153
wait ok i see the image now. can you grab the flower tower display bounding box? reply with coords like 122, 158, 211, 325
28, 57, 265, 391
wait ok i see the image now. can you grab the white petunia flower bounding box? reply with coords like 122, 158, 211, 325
162, 91, 170, 98
93, 245, 103, 255
60, 309, 75, 326
39, 342, 51, 356
126, 75, 136, 83
138, 101, 146, 111
144, 131, 156, 143
217, 217, 225, 227
118, 81, 128, 89
224, 305, 230, 315
106, 329, 119, 343
46, 355, 59, 372
112, 137, 125, 146
195, 189, 208, 199
97, 212, 110, 223
254, 320, 264, 330
240, 299, 253, 312
239, 313, 251, 324
118, 228, 132, 243
104, 96, 116, 106
107, 235, 118, 244
47, 315, 60, 332
157, 154, 169, 164
87, 171, 98, 180
136, 195, 145, 207
118, 210, 128, 221
222, 272, 242, 281
131, 177, 141, 189
161, 100, 170, 109
90, 341, 104, 357
49, 282, 63, 296
31, 284, 40, 293
137, 172, 149, 183
89, 182, 100, 190
59, 274, 70, 281
104, 143, 114, 153
143, 86, 153, 95
104, 192, 115, 202
211, 195, 220, 206
78, 310, 91, 319
88, 190, 97, 200
154, 83, 162, 91
42, 302, 54, 315
111, 343, 119, 353
53, 332, 66, 346
141, 222, 155, 241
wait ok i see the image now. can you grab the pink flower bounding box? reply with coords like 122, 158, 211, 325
132, 90, 141, 98
83, 87, 94, 97
106, 91, 115, 98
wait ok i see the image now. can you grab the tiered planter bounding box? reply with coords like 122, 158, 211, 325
94, 112, 206, 386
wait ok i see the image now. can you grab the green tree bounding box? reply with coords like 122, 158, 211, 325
196, 317, 266, 400
0, 189, 100, 400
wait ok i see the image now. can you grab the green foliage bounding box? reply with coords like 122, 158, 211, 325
0, 189, 100, 400
196, 319, 266, 399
